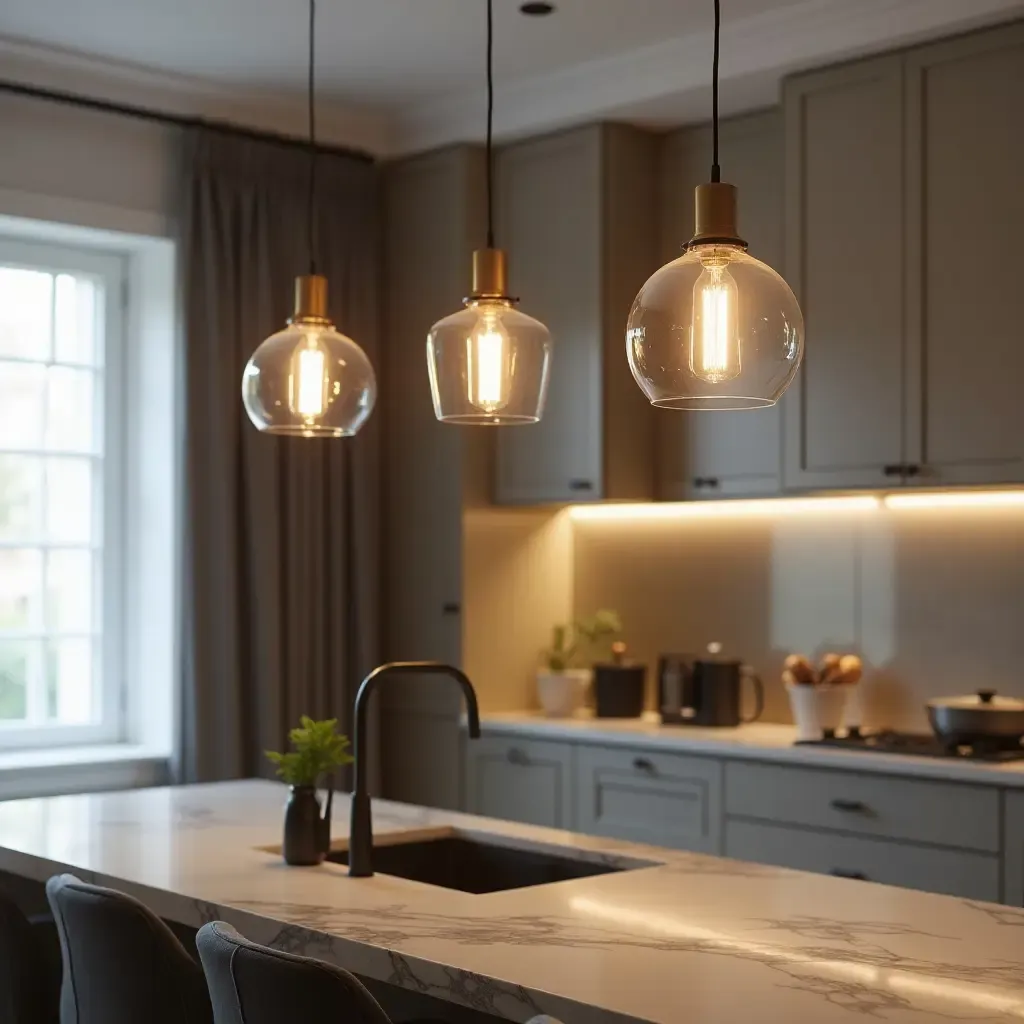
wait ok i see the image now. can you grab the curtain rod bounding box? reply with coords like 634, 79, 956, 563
0, 78, 376, 165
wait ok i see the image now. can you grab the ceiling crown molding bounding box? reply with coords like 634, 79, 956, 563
0, 34, 394, 156
394, 0, 1024, 154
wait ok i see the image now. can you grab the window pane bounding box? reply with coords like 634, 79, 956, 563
54, 274, 98, 366
45, 458, 94, 544
0, 548, 43, 632
0, 639, 30, 721
46, 367, 97, 454
0, 268, 52, 360
0, 455, 42, 542
46, 550, 94, 633
0, 362, 46, 449
46, 637, 94, 724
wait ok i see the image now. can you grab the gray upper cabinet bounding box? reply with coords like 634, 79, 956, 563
657, 113, 784, 500
494, 124, 658, 504
783, 55, 907, 491
784, 24, 1024, 493
904, 24, 1024, 486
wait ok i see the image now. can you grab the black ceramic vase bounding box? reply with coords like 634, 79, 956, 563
283, 785, 332, 866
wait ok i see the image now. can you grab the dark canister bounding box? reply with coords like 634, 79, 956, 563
593, 642, 646, 719
283, 785, 332, 866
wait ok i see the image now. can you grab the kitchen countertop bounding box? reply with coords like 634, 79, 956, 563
1, 780, 1023, 1024
479, 711, 1024, 786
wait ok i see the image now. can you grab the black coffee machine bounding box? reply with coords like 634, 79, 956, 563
658, 643, 764, 727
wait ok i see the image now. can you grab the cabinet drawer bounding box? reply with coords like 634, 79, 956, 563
575, 745, 721, 853
467, 737, 573, 830
725, 819, 1000, 901
726, 761, 999, 853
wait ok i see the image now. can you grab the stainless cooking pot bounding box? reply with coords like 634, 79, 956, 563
926, 689, 1024, 748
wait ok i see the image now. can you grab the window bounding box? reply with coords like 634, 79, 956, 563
0, 237, 125, 749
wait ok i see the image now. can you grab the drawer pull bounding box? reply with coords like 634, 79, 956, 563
568, 479, 594, 492
830, 868, 868, 881
830, 798, 867, 813
506, 748, 528, 766
441, 602, 461, 615
632, 757, 655, 773
883, 464, 904, 477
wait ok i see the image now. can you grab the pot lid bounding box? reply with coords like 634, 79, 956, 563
928, 689, 1024, 711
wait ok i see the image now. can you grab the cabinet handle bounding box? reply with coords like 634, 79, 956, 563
506, 748, 528, 766
830, 798, 867, 813
830, 868, 868, 880
693, 477, 721, 489
632, 757, 655, 773
442, 602, 461, 615
904, 464, 921, 477
568, 479, 594, 492
882, 464, 904, 477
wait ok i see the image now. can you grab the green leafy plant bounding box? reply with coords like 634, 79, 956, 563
542, 610, 622, 671
266, 716, 353, 787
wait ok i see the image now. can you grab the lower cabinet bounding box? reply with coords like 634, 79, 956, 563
466, 736, 574, 829
1007, 792, 1024, 907
725, 819, 1001, 901
574, 744, 722, 853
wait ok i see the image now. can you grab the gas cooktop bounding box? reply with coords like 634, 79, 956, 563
797, 728, 1024, 762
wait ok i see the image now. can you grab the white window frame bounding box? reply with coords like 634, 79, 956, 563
0, 236, 128, 751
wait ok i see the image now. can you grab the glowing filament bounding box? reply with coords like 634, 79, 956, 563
466, 317, 511, 414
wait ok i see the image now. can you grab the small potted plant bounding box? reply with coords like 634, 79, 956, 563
266, 716, 353, 866
537, 610, 622, 717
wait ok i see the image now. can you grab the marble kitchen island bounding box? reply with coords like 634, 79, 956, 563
0, 780, 1022, 1024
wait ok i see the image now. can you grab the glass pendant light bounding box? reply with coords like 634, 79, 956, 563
426, 0, 552, 425
626, 0, 804, 410
242, 0, 376, 437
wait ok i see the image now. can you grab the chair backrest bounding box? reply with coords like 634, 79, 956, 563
45, 874, 212, 1024
196, 921, 392, 1024
0, 890, 59, 1024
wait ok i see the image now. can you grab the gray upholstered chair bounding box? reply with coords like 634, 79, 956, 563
45, 874, 212, 1024
197, 921, 392, 1024
197, 921, 456, 1024
0, 889, 60, 1024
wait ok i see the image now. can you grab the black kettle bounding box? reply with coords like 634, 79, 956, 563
659, 643, 764, 727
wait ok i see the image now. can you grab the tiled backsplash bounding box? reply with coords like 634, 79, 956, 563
572, 504, 1024, 730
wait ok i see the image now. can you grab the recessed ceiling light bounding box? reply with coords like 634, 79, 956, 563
520, 2, 555, 15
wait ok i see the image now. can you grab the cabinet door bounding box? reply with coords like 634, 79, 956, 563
1007, 792, 1024, 908
783, 56, 908, 490
494, 128, 603, 504
575, 744, 722, 853
725, 819, 1000, 901
467, 736, 574, 829
657, 113, 783, 500
905, 25, 1024, 485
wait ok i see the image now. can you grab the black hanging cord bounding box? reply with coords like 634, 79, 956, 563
307, 0, 318, 274
711, 0, 721, 182
485, 0, 496, 249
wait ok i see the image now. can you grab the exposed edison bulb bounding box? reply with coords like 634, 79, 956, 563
291, 337, 328, 419
466, 312, 513, 414
242, 275, 376, 437
427, 250, 551, 425
690, 256, 740, 383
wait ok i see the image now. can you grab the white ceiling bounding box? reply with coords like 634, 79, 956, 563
2, 0, 1023, 155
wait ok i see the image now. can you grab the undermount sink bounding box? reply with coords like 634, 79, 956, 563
327, 831, 659, 894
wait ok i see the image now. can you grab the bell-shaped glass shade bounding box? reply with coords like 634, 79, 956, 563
242, 320, 376, 437
627, 243, 804, 410
426, 298, 552, 425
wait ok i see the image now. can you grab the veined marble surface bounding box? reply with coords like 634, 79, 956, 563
480, 712, 1024, 786
1, 780, 1023, 1024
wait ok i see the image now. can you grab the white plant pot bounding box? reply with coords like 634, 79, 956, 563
536, 669, 591, 718
786, 683, 850, 742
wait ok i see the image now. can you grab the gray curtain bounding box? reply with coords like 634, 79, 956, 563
176, 129, 381, 783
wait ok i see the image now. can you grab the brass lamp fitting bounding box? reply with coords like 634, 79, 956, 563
689, 182, 748, 249
290, 274, 332, 324
469, 248, 511, 301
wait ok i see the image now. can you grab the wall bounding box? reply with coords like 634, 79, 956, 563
572, 502, 1024, 731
